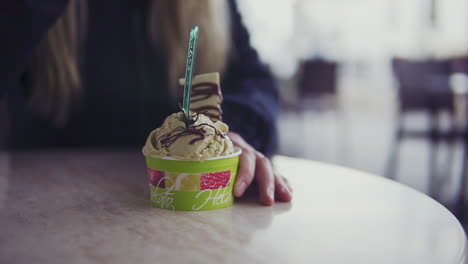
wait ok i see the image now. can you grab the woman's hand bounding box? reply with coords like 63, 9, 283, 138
227, 132, 292, 205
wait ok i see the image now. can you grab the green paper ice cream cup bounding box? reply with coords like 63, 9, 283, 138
145, 148, 241, 211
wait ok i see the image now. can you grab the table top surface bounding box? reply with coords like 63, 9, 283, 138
0, 150, 465, 264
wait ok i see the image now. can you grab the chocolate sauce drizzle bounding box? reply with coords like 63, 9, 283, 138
190, 83, 223, 120
190, 82, 223, 103
155, 113, 225, 148
191, 106, 223, 120
160, 80, 225, 148
178, 81, 223, 120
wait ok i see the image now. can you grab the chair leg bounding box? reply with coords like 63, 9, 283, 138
385, 115, 404, 180
385, 135, 402, 180
438, 112, 458, 205
428, 140, 440, 198
334, 99, 350, 165
428, 109, 441, 199
455, 134, 468, 221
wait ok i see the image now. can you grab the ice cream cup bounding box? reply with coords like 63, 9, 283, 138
145, 148, 242, 211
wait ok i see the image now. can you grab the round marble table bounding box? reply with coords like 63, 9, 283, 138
0, 150, 465, 264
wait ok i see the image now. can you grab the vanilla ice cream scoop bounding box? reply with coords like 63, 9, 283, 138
142, 112, 234, 161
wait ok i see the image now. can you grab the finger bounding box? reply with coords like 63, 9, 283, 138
272, 162, 292, 193
228, 132, 257, 197
275, 174, 292, 202
255, 153, 275, 206
227, 132, 250, 149
281, 175, 293, 193
234, 148, 256, 197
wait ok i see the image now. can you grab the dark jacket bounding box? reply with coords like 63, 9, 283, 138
0, 0, 279, 156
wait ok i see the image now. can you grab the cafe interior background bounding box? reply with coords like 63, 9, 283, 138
1, 0, 467, 224
237, 0, 468, 225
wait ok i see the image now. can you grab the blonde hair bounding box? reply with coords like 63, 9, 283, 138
149, 0, 231, 96
31, 0, 230, 125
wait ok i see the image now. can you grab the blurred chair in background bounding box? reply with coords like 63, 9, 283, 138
297, 59, 338, 110
294, 59, 345, 160
451, 58, 468, 221
276, 58, 340, 159
386, 58, 458, 200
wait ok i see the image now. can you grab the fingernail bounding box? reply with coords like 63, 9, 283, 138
268, 188, 274, 200
235, 181, 247, 197
263, 188, 274, 206
280, 186, 288, 194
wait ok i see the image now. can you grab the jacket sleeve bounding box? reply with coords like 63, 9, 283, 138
0, 0, 69, 97
222, 0, 280, 157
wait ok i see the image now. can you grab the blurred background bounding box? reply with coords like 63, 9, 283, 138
238, 0, 468, 225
